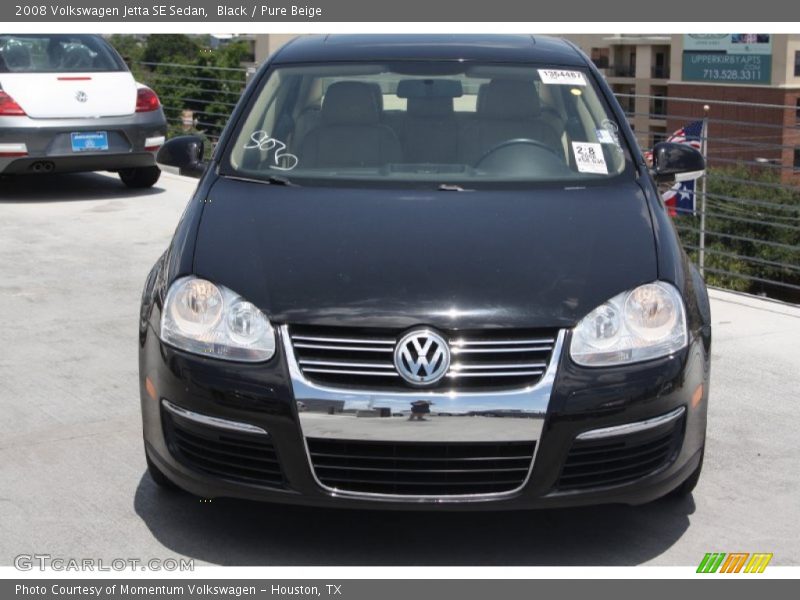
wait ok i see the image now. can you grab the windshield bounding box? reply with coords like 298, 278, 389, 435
0, 34, 126, 73
226, 62, 632, 188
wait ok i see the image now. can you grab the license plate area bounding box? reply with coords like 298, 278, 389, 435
70, 132, 109, 152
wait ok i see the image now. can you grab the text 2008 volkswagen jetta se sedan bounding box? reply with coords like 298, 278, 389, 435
139, 35, 711, 509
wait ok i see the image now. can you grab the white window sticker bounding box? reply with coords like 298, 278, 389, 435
538, 69, 587, 86
595, 129, 616, 144
572, 142, 608, 174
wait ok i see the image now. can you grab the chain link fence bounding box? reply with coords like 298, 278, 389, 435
136, 62, 800, 303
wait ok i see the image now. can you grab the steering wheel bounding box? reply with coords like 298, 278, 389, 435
474, 138, 563, 169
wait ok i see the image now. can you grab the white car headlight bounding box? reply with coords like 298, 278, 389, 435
160, 276, 276, 362
570, 281, 687, 367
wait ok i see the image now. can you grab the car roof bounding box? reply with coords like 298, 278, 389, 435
270, 34, 588, 66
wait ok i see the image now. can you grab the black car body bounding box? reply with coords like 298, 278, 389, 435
140, 35, 711, 509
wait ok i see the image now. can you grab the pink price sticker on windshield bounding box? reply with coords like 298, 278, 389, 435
538, 69, 586, 86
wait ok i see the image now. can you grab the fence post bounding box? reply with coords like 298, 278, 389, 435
698, 105, 709, 278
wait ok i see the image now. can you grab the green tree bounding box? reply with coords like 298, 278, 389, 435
115, 35, 249, 143
674, 165, 800, 301
141, 34, 200, 64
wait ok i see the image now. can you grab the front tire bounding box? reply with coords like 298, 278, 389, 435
146, 452, 179, 491
671, 447, 704, 498
119, 166, 161, 188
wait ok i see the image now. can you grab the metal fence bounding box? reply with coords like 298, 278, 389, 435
135, 61, 249, 144
618, 93, 800, 302
135, 61, 800, 303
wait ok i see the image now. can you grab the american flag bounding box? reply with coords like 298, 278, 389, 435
661, 120, 704, 217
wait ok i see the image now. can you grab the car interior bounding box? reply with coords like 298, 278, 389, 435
233, 67, 628, 180
291, 78, 567, 168
0, 35, 121, 73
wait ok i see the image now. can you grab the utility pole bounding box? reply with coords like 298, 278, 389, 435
699, 104, 709, 278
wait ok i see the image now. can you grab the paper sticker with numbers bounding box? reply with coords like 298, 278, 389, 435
538, 69, 587, 86
572, 142, 608, 174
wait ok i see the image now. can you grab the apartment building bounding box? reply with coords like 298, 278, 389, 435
566, 34, 800, 182
564, 34, 672, 149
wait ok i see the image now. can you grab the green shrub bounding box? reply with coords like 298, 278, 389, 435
674, 165, 800, 300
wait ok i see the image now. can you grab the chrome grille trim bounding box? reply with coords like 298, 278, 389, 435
447, 370, 545, 378
283, 327, 566, 502
450, 345, 553, 354
287, 325, 559, 392
302, 368, 401, 377
307, 439, 537, 496
450, 362, 547, 370
299, 359, 396, 368
575, 406, 686, 441
162, 399, 268, 436
451, 337, 556, 346
292, 343, 395, 353
291, 335, 396, 345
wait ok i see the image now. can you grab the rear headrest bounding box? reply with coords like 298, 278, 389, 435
365, 82, 383, 111
3, 44, 32, 70
477, 80, 541, 120
322, 81, 381, 125
407, 96, 454, 118
397, 79, 463, 99
62, 45, 94, 70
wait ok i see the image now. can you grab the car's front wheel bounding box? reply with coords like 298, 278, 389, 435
145, 452, 179, 491
671, 447, 704, 498
119, 166, 161, 188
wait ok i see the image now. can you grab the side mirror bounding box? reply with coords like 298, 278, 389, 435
652, 142, 705, 184
156, 135, 207, 178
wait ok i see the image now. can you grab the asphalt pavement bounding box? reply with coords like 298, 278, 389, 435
0, 171, 798, 566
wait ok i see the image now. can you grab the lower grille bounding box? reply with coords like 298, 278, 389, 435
307, 438, 535, 496
556, 415, 684, 491
162, 409, 284, 488
289, 325, 559, 392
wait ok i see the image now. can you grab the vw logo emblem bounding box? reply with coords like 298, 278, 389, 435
394, 329, 450, 386
75, 91, 88, 103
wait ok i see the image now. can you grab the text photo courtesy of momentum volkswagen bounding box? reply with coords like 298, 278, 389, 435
0, 34, 167, 187
139, 34, 711, 509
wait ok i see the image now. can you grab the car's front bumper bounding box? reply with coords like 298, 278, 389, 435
139, 316, 710, 510
0, 111, 167, 175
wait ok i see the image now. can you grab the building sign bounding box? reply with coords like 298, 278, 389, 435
682, 34, 772, 84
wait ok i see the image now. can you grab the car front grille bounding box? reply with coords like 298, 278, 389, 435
307, 438, 535, 496
556, 414, 685, 491
288, 325, 559, 392
162, 409, 284, 488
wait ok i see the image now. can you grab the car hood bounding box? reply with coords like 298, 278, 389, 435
191, 177, 657, 330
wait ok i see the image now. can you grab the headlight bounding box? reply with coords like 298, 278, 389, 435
160, 276, 276, 362
570, 281, 687, 367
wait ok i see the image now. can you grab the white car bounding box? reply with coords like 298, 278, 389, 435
0, 34, 167, 188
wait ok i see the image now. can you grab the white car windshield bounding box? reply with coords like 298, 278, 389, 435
226, 62, 633, 188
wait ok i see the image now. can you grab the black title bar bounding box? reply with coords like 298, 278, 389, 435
3, 0, 800, 22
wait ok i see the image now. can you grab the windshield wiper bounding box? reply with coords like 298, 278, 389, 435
224, 174, 298, 186
264, 175, 296, 186
438, 183, 471, 192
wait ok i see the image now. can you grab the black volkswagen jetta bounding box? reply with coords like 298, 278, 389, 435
140, 34, 711, 509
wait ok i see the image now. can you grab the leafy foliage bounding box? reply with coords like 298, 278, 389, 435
108, 34, 250, 144
674, 166, 800, 301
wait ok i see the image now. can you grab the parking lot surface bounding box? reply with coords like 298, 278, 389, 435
1, 171, 798, 566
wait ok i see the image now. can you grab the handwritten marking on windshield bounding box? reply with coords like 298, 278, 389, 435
243, 130, 299, 171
